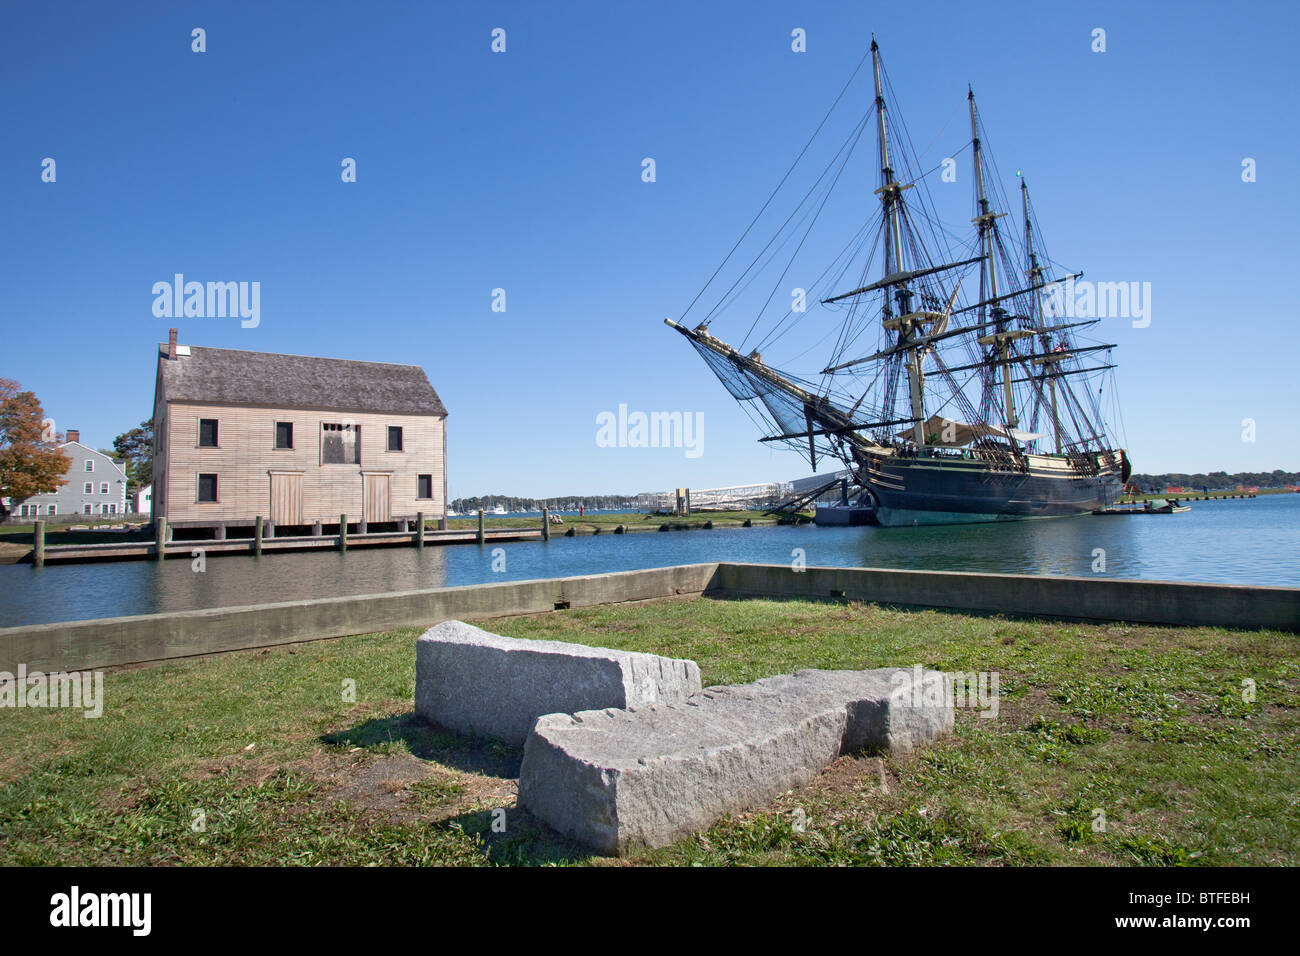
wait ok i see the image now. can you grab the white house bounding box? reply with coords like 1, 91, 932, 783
133, 483, 153, 517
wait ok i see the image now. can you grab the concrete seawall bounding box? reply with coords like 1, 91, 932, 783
0, 564, 718, 673
713, 564, 1300, 633
1, 562, 1295, 673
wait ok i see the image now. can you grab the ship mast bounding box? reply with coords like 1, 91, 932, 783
1022, 177, 1062, 454
969, 88, 1021, 443
872, 38, 927, 449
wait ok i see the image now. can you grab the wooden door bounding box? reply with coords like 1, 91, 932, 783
363, 473, 391, 523
269, 472, 303, 525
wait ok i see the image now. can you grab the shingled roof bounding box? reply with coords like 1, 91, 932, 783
157, 343, 447, 416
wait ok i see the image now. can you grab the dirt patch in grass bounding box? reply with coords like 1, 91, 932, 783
328, 752, 432, 810
313, 713, 524, 825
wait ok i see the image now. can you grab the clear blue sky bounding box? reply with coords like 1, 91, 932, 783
3, 0, 1296, 498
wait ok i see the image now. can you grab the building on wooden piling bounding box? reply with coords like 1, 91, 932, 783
151, 329, 447, 535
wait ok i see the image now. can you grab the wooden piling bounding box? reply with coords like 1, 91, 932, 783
542, 507, 550, 541
155, 517, 167, 561
339, 514, 348, 551
416, 512, 425, 549
477, 510, 485, 545
254, 516, 263, 556
33, 519, 44, 568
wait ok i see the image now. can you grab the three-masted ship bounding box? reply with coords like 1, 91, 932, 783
667, 38, 1131, 526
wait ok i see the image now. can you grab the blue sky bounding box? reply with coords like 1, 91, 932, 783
3, 0, 1296, 498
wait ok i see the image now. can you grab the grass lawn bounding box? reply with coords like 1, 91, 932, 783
2, 596, 1295, 866
0, 523, 152, 546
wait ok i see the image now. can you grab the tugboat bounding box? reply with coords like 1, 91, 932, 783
667, 38, 1131, 526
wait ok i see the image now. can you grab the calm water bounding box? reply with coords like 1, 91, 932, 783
2, 495, 1296, 627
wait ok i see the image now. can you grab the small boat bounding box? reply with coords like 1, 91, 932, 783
814, 500, 878, 526
491, 504, 507, 515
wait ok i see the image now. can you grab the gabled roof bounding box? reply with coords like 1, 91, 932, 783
157, 344, 447, 416
59, 441, 129, 478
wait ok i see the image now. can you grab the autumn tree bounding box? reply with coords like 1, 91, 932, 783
0, 379, 69, 515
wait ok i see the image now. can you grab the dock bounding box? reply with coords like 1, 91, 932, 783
16, 511, 559, 566
35, 526, 543, 564
1094, 499, 1192, 515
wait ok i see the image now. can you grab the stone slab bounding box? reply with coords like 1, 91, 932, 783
517, 667, 952, 855
414, 620, 702, 745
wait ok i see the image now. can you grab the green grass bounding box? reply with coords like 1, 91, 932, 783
0, 524, 152, 547
2, 596, 1295, 866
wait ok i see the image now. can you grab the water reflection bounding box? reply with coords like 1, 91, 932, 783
1, 495, 1294, 627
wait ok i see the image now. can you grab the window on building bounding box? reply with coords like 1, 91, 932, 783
199, 419, 219, 448
83, 504, 92, 515
100, 482, 109, 494
85, 460, 94, 472
321, 423, 360, 464
108, 504, 117, 515
387, 426, 403, 452
417, 474, 433, 499
275, 421, 294, 449
47, 504, 56, 515
84, 482, 93, 494
198, 473, 218, 502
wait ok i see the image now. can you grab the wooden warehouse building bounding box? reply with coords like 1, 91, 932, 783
151, 329, 447, 536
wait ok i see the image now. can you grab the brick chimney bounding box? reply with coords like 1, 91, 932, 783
168, 327, 178, 359
66, 429, 80, 443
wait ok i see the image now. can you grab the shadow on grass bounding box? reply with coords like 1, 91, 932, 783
322, 712, 522, 779
442, 805, 595, 867
323, 714, 596, 865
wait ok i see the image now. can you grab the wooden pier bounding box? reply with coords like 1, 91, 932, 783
26, 512, 545, 566
1117, 492, 1257, 504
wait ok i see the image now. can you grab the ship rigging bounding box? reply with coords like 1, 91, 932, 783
666, 38, 1131, 526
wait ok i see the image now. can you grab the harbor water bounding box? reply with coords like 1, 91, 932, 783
1, 494, 1296, 627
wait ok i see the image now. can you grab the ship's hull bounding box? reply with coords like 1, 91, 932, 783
853, 451, 1123, 527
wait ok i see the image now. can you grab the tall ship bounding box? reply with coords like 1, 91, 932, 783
667, 39, 1131, 526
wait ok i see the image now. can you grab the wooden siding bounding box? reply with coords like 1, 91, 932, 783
269, 472, 304, 525
362, 473, 391, 523
161, 402, 445, 524
152, 367, 170, 521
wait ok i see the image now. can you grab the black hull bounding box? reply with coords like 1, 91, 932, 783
852, 451, 1123, 526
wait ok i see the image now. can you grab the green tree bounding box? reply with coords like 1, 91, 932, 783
112, 417, 154, 491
